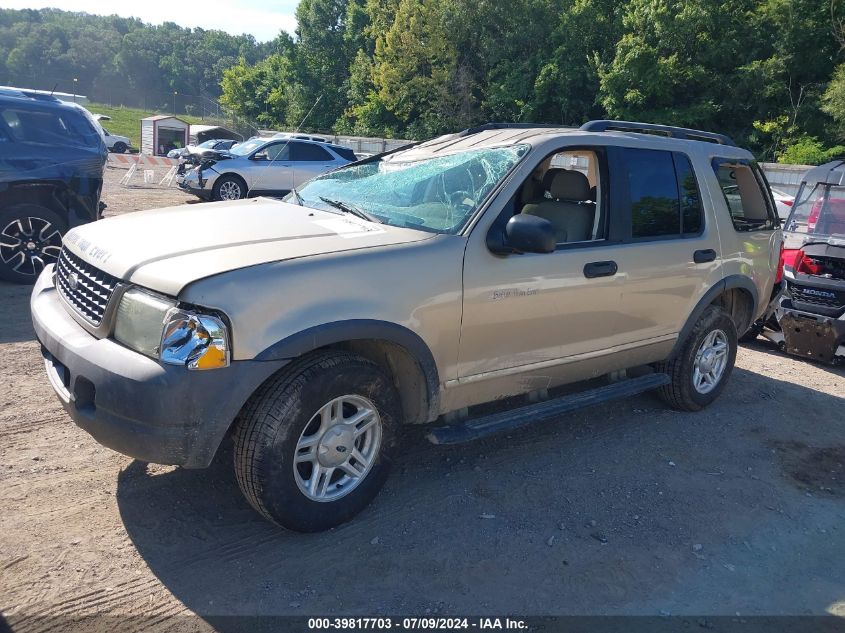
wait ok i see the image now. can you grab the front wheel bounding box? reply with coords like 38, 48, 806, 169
233, 351, 401, 532
654, 306, 737, 412
112, 142, 127, 154
212, 175, 246, 201
0, 205, 67, 284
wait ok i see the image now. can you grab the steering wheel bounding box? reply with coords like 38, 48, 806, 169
448, 190, 476, 211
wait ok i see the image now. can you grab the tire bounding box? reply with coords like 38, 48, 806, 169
654, 306, 738, 412
112, 142, 127, 154
0, 204, 67, 284
233, 351, 401, 532
212, 174, 247, 201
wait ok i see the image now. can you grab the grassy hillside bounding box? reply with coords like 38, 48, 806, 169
85, 103, 205, 148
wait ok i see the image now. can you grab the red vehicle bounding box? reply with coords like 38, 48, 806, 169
757, 160, 845, 363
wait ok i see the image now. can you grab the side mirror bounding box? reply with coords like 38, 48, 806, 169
500, 214, 556, 254
252, 152, 268, 161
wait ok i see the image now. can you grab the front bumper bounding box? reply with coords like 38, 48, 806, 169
30, 268, 287, 467
177, 169, 216, 200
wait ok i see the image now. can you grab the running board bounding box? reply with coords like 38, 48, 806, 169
426, 373, 670, 445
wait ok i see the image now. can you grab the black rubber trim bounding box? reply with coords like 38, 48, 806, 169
668, 275, 759, 360
428, 373, 670, 445
255, 319, 440, 422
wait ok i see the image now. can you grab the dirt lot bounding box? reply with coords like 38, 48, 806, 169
2, 167, 845, 630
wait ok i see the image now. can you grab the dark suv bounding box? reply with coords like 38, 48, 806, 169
0, 87, 107, 284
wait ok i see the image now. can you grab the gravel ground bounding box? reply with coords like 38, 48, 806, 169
2, 167, 845, 631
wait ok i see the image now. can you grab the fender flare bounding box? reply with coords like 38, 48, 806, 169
255, 319, 440, 421
668, 275, 759, 359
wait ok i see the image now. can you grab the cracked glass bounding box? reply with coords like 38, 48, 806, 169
289, 144, 530, 234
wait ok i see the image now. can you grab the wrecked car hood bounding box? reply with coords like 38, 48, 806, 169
61, 197, 433, 296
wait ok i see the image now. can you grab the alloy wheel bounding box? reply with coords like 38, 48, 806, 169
0, 216, 63, 278
293, 395, 382, 502
692, 329, 729, 394
219, 181, 242, 200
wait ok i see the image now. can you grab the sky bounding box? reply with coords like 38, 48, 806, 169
4, 0, 299, 41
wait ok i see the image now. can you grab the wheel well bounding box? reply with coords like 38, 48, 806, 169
711, 287, 755, 334
0, 183, 66, 216
328, 339, 430, 425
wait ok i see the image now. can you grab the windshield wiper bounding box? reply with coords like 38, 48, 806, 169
319, 197, 381, 223
290, 188, 304, 206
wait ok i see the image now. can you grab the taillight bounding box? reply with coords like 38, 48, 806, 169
793, 249, 823, 275
783, 200, 793, 207
775, 242, 785, 283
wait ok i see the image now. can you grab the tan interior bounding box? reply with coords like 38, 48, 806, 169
519, 151, 602, 243
733, 166, 768, 220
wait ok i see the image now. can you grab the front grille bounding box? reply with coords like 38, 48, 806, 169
791, 285, 843, 310
55, 248, 119, 326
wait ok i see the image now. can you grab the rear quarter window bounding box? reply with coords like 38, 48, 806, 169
712, 160, 777, 231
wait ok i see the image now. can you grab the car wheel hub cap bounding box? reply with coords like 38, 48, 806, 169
0, 217, 62, 278
293, 395, 382, 502
693, 329, 729, 395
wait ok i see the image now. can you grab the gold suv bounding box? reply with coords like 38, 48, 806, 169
31, 121, 782, 531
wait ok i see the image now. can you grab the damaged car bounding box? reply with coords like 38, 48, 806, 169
177, 136, 356, 201
760, 160, 845, 364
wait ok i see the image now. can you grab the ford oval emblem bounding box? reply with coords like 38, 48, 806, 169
68, 273, 79, 291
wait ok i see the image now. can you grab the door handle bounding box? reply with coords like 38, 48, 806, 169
693, 249, 717, 264
583, 261, 618, 278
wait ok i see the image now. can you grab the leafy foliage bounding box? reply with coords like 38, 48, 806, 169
4, 2, 845, 158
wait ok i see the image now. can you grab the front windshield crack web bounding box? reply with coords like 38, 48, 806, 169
289, 145, 528, 234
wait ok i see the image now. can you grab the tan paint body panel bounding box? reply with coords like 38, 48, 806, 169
62, 197, 433, 297
181, 236, 465, 379
54, 127, 780, 419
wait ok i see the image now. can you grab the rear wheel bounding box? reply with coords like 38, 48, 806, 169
0, 205, 66, 284
212, 175, 246, 201
112, 142, 127, 154
233, 351, 401, 532
655, 306, 737, 411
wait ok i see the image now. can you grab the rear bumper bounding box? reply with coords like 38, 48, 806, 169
30, 268, 287, 467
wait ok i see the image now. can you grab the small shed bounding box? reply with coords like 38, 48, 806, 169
189, 124, 243, 145
141, 115, 189, 156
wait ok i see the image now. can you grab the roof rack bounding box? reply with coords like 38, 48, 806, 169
580, 120, 736, 147
455, 122, 571, 138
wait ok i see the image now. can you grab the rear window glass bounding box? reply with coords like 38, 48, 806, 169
0, 106, 100, 148
620, 148, 703, 239
713, 161, 777, 231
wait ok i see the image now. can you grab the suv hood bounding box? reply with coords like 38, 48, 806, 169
62, 197, 434, 296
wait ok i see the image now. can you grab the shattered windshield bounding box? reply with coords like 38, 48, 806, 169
784, 183, 845, 240
288, 145, 529, 234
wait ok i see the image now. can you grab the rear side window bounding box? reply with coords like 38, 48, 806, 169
713, 160, 777, 231
291, 142, 332, 162
332, 146, 358, 162
620, 148, 704, 239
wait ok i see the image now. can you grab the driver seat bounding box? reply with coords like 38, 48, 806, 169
522, 170, 593, 243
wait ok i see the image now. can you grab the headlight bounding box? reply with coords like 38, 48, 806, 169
160, 309, 229, 370
114, 288, 176, 357
114, 288, 230, 370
